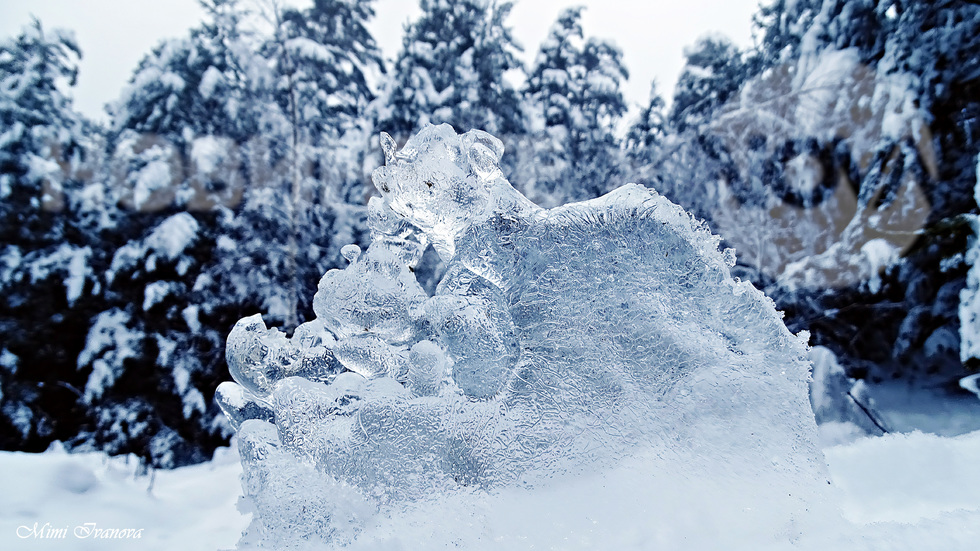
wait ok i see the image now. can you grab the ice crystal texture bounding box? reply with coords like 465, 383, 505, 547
218, 124, 829, 549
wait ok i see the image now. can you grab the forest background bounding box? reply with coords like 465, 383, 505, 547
1, 0, 978, 467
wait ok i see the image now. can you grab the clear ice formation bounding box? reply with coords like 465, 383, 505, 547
218, 124, 829, 548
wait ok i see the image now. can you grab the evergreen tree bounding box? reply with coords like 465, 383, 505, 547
67, 0, 266, 465
113, 0, 258, 145
749, 0, 823, 69
0, 19, 106, 453
66, 0, 384, 465
668, 34, 746, 133
626, 82, 667, 156
0, 18, 83, 246
624, 81, 667, 188
520, 7, 629, 205
380, 0, 525, 141
259, 0, 382, 330
272, 0, 383, 142
869, 0, 980, 379
109, 0, 258, 214
690, 0, 980, 388
573, 37, 629, 196
525, 6, 583, 132
73, 210, 228, 466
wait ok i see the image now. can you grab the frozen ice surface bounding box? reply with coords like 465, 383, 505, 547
225, 315, 340, 396
220, 124, 831, 548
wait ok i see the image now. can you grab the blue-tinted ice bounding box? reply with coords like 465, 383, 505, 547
218, 124, 828, 548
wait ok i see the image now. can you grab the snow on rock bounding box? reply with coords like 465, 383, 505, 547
219, 124, 831, 548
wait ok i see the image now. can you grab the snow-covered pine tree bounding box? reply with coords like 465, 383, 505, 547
668, 34, 747, 134
571, 36, 629, 198
623, 81, 668, 194
79, 0, 266, 466
112, 1, 259, 147
749, 0, 823, 69
0, 18, 83, 247
625, 81, 667, 166
258, 0, 382, 330
517, 7, 583, 205
110, 0, 257, 211
519, 7, 629, 206
379, 0, 525, 143
869, 0, 980, 381
743, 0, 980, 386
0, 19, 105, 453
76, 0, 384, 465
272, 0, 382, 141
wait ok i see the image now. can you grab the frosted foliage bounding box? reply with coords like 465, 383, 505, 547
220, 124, 829, 548
960, 155, 980, 364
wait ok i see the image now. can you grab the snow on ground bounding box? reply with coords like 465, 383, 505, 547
825, 430, 980, 525
0, 443, 247, 550
858, 381, 980, 436
1, 427, 979, 550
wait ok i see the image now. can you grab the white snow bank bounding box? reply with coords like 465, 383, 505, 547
0, 432, 980, 551
2, 431, 979, 550
825, 430, 980, 525
0, 444, 246, 551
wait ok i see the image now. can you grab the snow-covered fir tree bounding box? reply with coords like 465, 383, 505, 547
745, 0, 980, 385
72, 0, 272, 466
668, 34, 747, 134
519, 7, 629, 206
270, 0, 382, 142
113, 0, 257, 143
0, 19, 106, 453
624, 81, 667, 189
379, 0, 525, 142
110, 0, 258, 213
749, 0, 823, 68
258, 0, 382, 330
70, 0, 384, 465
655, 0, 980, 390
0, 18, 84, 246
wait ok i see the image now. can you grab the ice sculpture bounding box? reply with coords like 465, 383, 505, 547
218, 124, 831, 549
